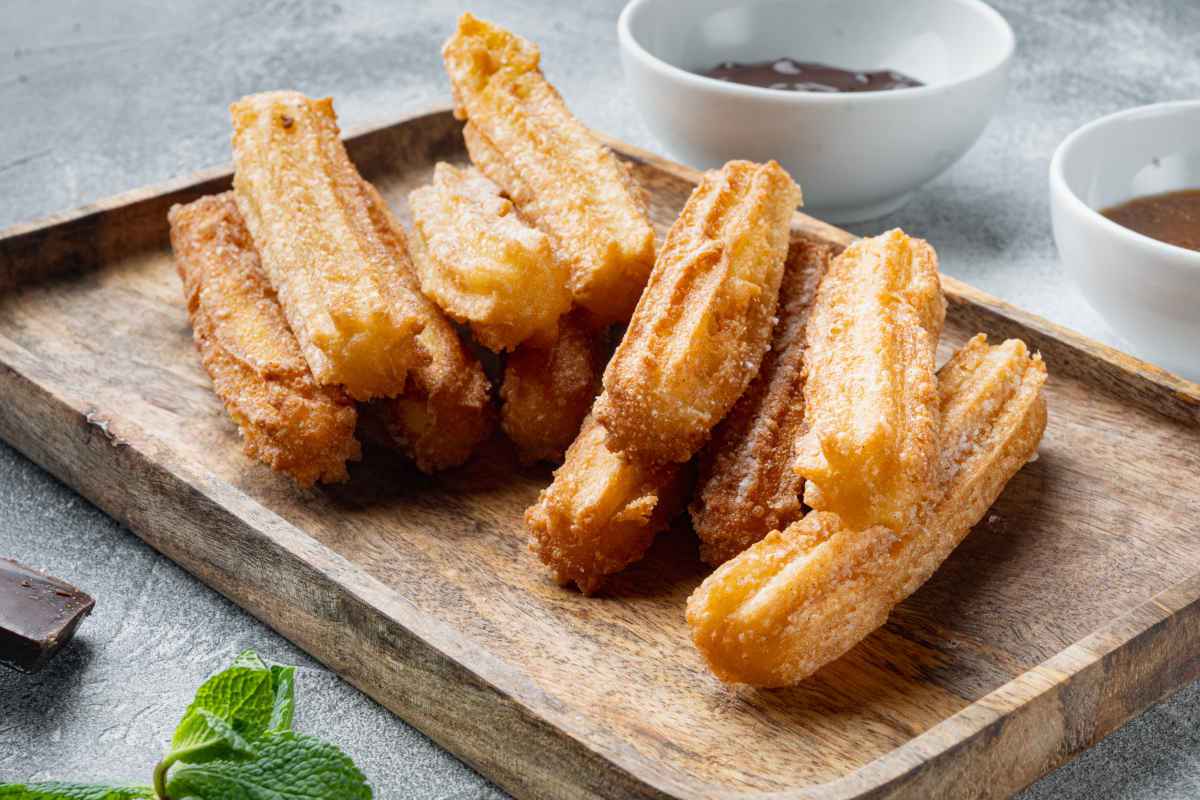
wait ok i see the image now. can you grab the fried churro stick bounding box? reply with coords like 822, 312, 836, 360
359, 179, 494, 472
364, 388, 494, 474
594, 160, 801, 463
500, 310, 604, 463
794, 229, 946, 531
525, 415, 687, 595
689, 240, 832, 565
443, 13, 656, 324
231, 91, 427, 401
688, 334, 1047, 686
408, 163, 571, 352
168, 193, 360, 486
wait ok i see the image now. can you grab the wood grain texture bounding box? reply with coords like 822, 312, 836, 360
1, 108, 1199, 799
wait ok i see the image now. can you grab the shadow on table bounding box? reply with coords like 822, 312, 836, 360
0, 638, 95, 735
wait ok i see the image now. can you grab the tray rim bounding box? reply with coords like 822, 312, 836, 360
1, 105, 1199, 800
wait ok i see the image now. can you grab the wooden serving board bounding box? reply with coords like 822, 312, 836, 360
3, 108, 1200, 800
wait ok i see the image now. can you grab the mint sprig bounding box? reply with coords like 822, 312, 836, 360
166, 732, 371, 800
164, 708, 259, 767
267, 665, 296, 732
178, 650, 277, 741
1, 650, 371, 800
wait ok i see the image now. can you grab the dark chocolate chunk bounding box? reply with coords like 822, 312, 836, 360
0, 558, 94, 673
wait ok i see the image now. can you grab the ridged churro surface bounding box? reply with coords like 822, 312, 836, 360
168, 192, 360, 486
408, 163, 571, 352
594, 160, 801, 463
689, 240, 831, 564
525, 415, 686, 595
688, 334, 1047, 686
500, 310, 604, 464
794, 229, 946, 531
359, 178, 494, 472
443, 13, 656, 324
231, 91, 426, 400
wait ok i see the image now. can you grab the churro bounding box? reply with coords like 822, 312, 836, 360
168, 193, 360, 486
359, 178, 494, 472
525, 415, 687, 594
594, 160, 801, 463
500, 310, 603, 463
231, 91, 427, 401
689, 240, 831, 564
443, 13, 656, 324
688, 334, 1047, 686
408, 163, 571, 352
364, 388, 493, 474
793, 229, 945, 531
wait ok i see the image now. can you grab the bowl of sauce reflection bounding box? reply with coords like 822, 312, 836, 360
617, 0, 1014, 223
1051, 101, 1200, 381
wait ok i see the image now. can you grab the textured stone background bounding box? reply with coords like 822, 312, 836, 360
2, 1, 1199, 797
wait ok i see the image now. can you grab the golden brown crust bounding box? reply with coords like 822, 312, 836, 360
444, 13, 656, 324
525, 414, 687, 595
408, 163, 571, 352
358, 178, 494, 473
687, 334, 1047, 686
362, 391, 495, 474
168, 193, 360, 486
689, 240, 832, 565
793, 229, 946, 531
230, 91, 427, 401
594, 160, 801, 463
500, 310, 603, 464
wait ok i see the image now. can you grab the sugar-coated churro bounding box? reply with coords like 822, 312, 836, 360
500, 310, 604, 464
525, 414, 687, 595
359, 178, 494, 472
689, 240, 831, 565
364, 388, 494, 474
793, 229, 946, 531
444, 13, 656, 324
688, 334, 1047, 686
594, 160, 801, 463
408, 163, 571, 352
169, 192, 360, 486
231, 91, 427, 401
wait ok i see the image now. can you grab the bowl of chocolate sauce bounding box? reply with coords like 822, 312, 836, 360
618, 0, 1014, 222
1051, 101, 1200, 381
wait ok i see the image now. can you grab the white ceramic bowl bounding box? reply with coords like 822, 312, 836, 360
617, 0, 1014, 223
1050, 101, 1200, 382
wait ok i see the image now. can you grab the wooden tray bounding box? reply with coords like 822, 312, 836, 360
3, 108, 1200, 800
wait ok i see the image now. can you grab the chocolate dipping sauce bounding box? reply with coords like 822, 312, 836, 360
1101, 189, 1200, 252
701, 58, 923, 93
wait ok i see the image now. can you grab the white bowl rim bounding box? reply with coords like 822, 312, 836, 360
616, 0, 1016, 104
1050, 99, 1200, 266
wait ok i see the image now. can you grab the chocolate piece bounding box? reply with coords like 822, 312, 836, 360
0, 558, 94, 673
700, 58, 923, 93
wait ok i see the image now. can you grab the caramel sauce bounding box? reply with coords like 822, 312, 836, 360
1101, 190, 1200, 252
700, 58, 923, 93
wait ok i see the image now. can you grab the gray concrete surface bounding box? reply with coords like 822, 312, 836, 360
0, 1, 1197, 797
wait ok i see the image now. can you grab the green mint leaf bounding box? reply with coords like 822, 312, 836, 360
229, 650, 268, 671
168, 708, 259, 765
166, 732, 371, 800
174, 652, 274, 744
268, 665, 295, 732
0, 784, 154, 800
